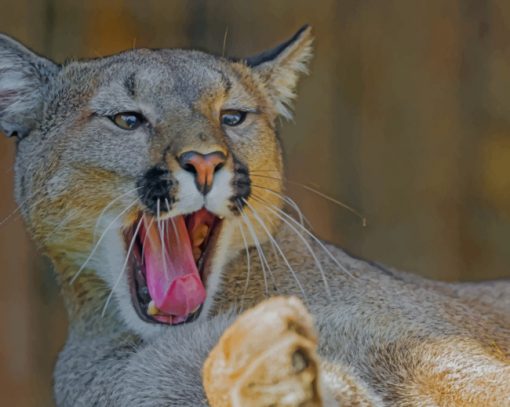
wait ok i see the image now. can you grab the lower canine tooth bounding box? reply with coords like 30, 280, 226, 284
147, 300, 159, 316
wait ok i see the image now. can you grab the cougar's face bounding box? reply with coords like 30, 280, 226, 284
7, 27, 312, 337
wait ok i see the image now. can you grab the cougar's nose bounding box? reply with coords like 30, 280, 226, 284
178, 151, 227, 195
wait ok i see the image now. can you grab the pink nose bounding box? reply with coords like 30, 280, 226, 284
155, 273, 206, 317
178, 150, 227, 195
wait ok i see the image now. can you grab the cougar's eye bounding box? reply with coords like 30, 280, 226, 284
220, 110, 247, 127
111, 112, 146, 130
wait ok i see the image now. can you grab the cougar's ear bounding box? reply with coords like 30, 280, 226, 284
245, 25, 313, 119
0, 34, 58, 139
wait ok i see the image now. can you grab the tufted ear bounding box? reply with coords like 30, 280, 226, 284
0, 34, 58, 139
246, 25, 314, 119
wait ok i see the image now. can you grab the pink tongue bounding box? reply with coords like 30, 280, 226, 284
142, 216, 206, 318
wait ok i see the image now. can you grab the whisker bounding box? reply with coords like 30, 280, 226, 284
249, 169, 283, 174
70, 198, 138, 285
238, 206, 271, 297
2, 194, 48, 229
140, 214, 153, 261
274, 193, 307, 227
250, 183, 310, 227
292, 182, 367, 227
267, 201, 354, 279
243, 199, 308, 302
250, 173, 367, 226
41, 209, 82, 246
250, 172, 283, 178
165, 198, 180, 248
157, 199, 169, 279
0, 184, 46, 229
101, 215, 144, 317
241, 207, 281, 292
243, 195, 280, 263
163, 215, 170, 271
222, 25, 229, 57
93, 187, 141, 240
170, 217, 180, 247
237, 222, 251, 310
251, 195, 333, 299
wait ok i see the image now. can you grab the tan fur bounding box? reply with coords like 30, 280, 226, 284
2, 26, 509, 406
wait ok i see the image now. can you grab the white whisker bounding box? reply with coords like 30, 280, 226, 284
251, 173, 366, 226
238, 207, 271, 296
70, 198, 138, 285
157, 199, 169, 278
93, 187, 141, 240
0, 184, 46, 228
165, 198, 180, 248
243, 199, 308, 302
101, 216, 144, 317
252, 196, 333, 299
268, 202, 353, 279
251, 184, 309, 227
140, 214, 153, 261
41, 209, 82, 246
238, 222, 252, 310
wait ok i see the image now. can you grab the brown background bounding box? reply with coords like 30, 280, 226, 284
1, 1, 509, 406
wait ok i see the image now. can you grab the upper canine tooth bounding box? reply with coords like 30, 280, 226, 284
193, 224, 209, 246
193, 247, 202, 261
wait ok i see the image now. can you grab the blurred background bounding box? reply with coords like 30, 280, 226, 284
0, 0, 509, 405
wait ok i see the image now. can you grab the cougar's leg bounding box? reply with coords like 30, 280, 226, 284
203, 297, 325, 407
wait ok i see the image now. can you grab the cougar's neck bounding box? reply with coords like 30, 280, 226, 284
50, 253, 116, 326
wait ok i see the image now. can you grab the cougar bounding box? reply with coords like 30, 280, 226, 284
1, 26, 509, 406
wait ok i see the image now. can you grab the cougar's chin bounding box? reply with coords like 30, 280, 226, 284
124, 208, 223, 327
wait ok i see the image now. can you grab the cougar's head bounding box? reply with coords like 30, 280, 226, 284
0, 27, 313, 337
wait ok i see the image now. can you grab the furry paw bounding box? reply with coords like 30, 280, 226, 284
203, 296, 323, 407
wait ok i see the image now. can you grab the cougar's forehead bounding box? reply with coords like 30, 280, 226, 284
89, 49, 241, 117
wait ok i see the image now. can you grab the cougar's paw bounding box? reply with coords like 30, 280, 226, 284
203, 296, 323, 407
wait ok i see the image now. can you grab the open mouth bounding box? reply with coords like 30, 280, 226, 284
126, 208, 222, 325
